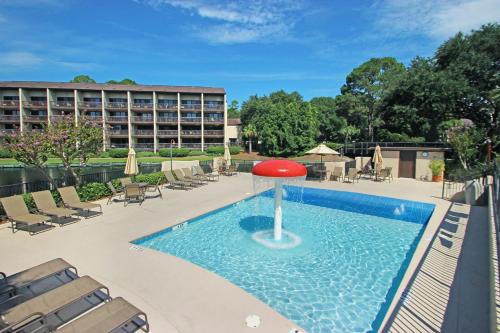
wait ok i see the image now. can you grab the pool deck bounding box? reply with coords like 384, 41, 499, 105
0, 173, 486, 332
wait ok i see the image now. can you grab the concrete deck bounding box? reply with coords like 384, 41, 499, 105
0, 174, 478, 332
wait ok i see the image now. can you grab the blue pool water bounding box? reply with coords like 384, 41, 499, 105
134, 186, 434, 332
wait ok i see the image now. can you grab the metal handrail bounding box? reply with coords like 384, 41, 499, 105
0, 101, 19, 107
157, 130, 178, 136
157, 117, 177, 123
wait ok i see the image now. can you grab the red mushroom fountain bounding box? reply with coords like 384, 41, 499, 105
252, 160, 307, 241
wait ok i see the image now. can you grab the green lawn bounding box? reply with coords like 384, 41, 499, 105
0, 155, 214, 166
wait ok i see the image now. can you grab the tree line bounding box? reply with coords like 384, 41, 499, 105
70, 75, 137, 85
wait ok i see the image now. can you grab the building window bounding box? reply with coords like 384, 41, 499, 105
109, 98, 127, 103
134, 99, 152, 104
84, 97, 102, 102
57, 96, 74, 101
3, 96, 19, 101
30, 96, 47, 101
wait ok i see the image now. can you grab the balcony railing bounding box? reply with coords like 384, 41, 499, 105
180, 104, 202, 110
28, 128, 44, 133
23, 101, 47, 108
157, 117, 177, 124
204, 104, 224, 111
204, 118, 224, 124
157, 104, 178, 110
50, 115, 72, 122
134, 143, 154, 150
158, 143, 177, 149
132, 103, 153, 109
180, 117, 201, 123
204, 143, 224, 147
134, 130, 154, 136
157, 130, 178, 136
52, 101, 75, 108
182, 143, 202, 149
0, 129, 18, 135
24, 115, 48, 122
107, 129, 129, 136
204, 130, 224, 136
181, 130, 201, 136
0, 115, 20, 122
79, 102, 102, 109
0, 100, 19, 108
83, 116, 103, 123
105, 102, 128, 109
106, 116, 128, 123
131, 116, 153, 123
108, 143, 129, 149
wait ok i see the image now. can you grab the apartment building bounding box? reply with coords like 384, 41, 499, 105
0, 81, 227, 151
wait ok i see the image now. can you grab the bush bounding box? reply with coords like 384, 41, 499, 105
206, 147, 224, 155
137, 151, 157, 158
188, 150, 206, 156
429, 159, 445, 176
158, 148, 190, 157
108, 148, 129, 158
98, 151, 110, 158
230, 146, 241, 155
133, 172, 166, 185
324, 142, 343, 151
0, 148, 12, 158
76, 182, 111, 201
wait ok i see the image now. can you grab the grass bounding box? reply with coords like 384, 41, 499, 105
0, 155, 214, 166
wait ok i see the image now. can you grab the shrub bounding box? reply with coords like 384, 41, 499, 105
188, 150, 206, 156
111, 179, 122, 191
230, 146, 241, 155
158, 148, 190, 157
98, 151, 110, 158
108, 148, 129, 158
137, 151, 157, 158
324, 142, 343, 151
76, 182, 111, 201
206, 147, 224, 155
0, 148, 12, 158
429, 159, 445, 176
133, 172, 166, 185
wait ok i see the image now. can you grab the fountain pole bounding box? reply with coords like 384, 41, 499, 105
274, 179, 283, 241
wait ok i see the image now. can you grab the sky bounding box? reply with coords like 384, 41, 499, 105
0, 0, 498, 103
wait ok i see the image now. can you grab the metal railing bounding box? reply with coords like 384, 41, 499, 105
107, 129, 128, 135
23, 101, 47, 107
135, 130, 154, 136
204, 118, 224, 123
156, 104, 177, 110
79, 102, 102, 109
157, 117, 177, 123
131, 116, 153, 123
0, 100, 19, 108
203, 105, 224, 111
181, 130, 201, 136
342, 141, 448, 156
52, 101, 75, 108
204, 143, 224, 147
181, 143, 202, 149
442, 163, 495, 199
106, 116, 128, 123
0, 115, 20, 122
108, 143, 128, 148
105, 102, 127, 109
24, 115, 48, 122
204, 130, 224, 136
180, 117, 201, 123
132, 103, 153, 109
180, 104, 201, 110
157, 130, 178, 136
134, 143, 154, 150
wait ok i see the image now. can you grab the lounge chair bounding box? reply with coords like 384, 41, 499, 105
124, 184, 144, 206
145, 178, 163, 199
106, 182, 123, 205
0, 276, 110, 333
120, 178, 132, 188
345, 168, 359, 183
182, 168, 206, 185
378, 168, 392, 182
58, 186, 102, 218
330, 167, 344, 182
0, 195, 54, 235
162, 170, 189, 190
225, 164, 238, 176
55, 297, 149, 333
31, 191, 79, 226
173, 169, 198, 186
194, 165, 219, 181
385, 166, 394, 181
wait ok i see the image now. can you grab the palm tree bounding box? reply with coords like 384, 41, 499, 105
242, 124, 257, 153
339, 125, 360, 153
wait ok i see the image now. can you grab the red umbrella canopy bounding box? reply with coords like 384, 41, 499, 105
252, 160, 307, 178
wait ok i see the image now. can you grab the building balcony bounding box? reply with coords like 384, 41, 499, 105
0, 101, 19, 109
79, 102, 102, 110
0, 115, 20, 123
180, 104, 201, 111
204, 104, 224, 111
204, 130, 224, 137
156, 104, 178, 110
107, 129, 129, 136
131, 116, 153, 124
157, 117, 177, 124
134, 129, 154, 136
204, 118, 224, 124
107, 143, 129, 149
180, 130, 201, 137
134, 143, 154, 150
52, 101, 75, 109
24, 115, 48, 122
180, 117, 201, 124
204, 142, 224, 148
105, 102, 128, 110
106, 116, 128, 123
0, 129, 18, 135
158, 143, 177, 149
23, 101, 47, 108
131, 103, 153, 110
28, 128, 44, 133
82, 115, 103, 123
157, 130, 178, 137
50, 115, 73, 122
182, 143, 202, 149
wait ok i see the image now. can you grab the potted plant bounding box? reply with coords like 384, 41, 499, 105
429, 159, 445, 182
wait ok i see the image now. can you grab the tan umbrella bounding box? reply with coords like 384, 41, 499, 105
124, 148, 139, 176
372, 145, 383, 171
224, 143, 231, 166
305, 143, 340, 163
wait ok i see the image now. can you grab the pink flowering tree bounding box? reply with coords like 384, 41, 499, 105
46, 115, 103, 185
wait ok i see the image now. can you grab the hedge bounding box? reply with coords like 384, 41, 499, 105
188, 150, 206, 156
133, 172, 166, 185
108, 148, 129, 158
158, 148, 190, 157
136, 151, 157, 158
0, 148, 12, 158
206, 146, 241, 156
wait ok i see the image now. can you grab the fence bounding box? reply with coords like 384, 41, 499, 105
441, 163, 495, 200
340, 141, 448, 156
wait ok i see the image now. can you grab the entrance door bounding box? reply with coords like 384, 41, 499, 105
399, 151, 416, 178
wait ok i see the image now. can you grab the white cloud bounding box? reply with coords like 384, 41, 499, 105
0, 51, 43, 67
375, 0, 500, 38
138, 0, 302, 43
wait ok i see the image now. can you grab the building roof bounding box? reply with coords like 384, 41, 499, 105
0, 81, 225, 94
227, 118, 241, 126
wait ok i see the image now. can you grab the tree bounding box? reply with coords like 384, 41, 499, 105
45, 116, 103, 185
445, 119, 484, 169
227, 100, 240, 119
339, 125, 360, 151
341, 57, 405, 141
106, 79, 137, 85
242, 124, 257, 153
310, 97, 346, 142
70, 75, 96, 83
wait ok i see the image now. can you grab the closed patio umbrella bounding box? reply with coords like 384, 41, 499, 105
372, 145, 383, 171
124, 148, 139, 176
305, 143, 340, 163
224, 143, 231, 166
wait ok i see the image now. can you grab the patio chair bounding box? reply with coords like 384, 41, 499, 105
31, 191, 79, 226
173, 169, 198, 186
195, 165, 219, 181
56, 297, 149, 333
344, 168, 359, 183
226, 164, 238, 176
0, 195, 54, 235
145, 178, 163, 199
106, 182, 123, 205
330, 167, 344, 182
124, 184, 144, 206
58, 186, 102, 218
0, 276, 110, 333
120, 177, 132, 188
385, 166, 394, 181
360, 164, 374, 179
182, 168, 206, 185
162, 170, 189, 190
378, 168, 392, 182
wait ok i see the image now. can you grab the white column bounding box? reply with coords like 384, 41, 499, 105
101, 90, 107, 151
18, 88, 24, 132
274, 179, 283, 241
223, 93, 228, 145
46, 88, 51, 125
153, 91, 157, 153
74, 89, 79, 126
201, 93, 204, 151
127, 91, 132, 149
177, 92, 181, 148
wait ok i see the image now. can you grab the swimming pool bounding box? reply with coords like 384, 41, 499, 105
133, 186, 435, 332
